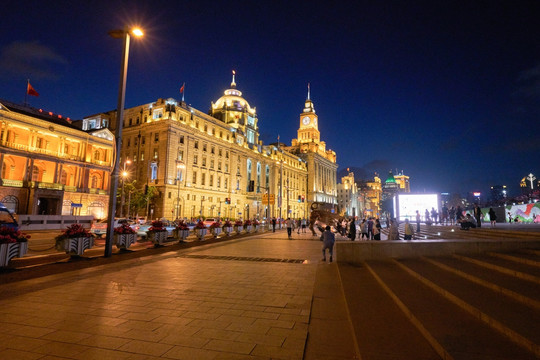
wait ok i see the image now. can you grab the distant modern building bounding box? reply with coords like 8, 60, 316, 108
336, 170, 359, 217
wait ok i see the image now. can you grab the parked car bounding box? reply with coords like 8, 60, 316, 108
134, 220, 177, 239
90, 218, 132, 238
0, 202, 18, 230
202, 218, 217, 227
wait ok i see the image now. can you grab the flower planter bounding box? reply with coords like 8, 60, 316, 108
114, 233, 136, 250
195, 228, 207, 240
210, 228, 222, 238
224, 226, 234, 236
0, 242, 28, 267
148, 231, 168, 246
175, 229, 190, 242
245, 225, 253, 233
234, 225, 244, 234
57, 237, 94, 256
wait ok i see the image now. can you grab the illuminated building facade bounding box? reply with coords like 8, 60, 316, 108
284, 87, 338, 208
83, 74, 310, 220
357, 174, 382, 218
394, 171, 410, 192
0, 100, 114, 217
336, 170, 359, 217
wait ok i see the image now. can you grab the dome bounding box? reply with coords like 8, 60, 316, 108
385, 171, 396, 184
211, 71, 256, 115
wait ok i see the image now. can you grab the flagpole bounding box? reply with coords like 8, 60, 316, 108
182, 82, 185, 102
25, 79, 29, 106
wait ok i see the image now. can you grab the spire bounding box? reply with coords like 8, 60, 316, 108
231, 70, 236, 88
307, 82, 310, 100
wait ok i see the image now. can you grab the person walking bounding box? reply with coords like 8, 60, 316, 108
404, 218, 415, 240
321, 225, 336, 262
473, 204, 482, 228
367, 217, 374, 240
489, 208, 497, 227
301, 218, 307, 233
416, 210, 421, 233
348, 218, 356, 241
373, 218, 382, 240
285, 217, 294, 239
388, 219, 400, 240
297, 218, 302, 234
272, 217, 276, 232
359, 219, 368, 240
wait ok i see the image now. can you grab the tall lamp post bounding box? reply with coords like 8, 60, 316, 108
175, 161, 185, 220
104, 26, 143, 258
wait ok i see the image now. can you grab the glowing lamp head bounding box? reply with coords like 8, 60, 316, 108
131, 28, 144, 37
122, 171, 128, 177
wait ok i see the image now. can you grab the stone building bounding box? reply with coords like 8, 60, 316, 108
0, 100, 114, 217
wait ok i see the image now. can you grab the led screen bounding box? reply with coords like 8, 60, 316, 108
395, 194, 439, 221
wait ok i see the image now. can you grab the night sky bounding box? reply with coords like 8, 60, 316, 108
1, 0, 539, 197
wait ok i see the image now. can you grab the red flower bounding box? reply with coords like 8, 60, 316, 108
195, 221, 206, 229
114, 223, 136, 234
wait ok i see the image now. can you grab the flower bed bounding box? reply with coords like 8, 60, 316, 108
55, 224, 94, 256
148, 220, 168, 246
114, 223, 136, 249
0, 226, 29, 266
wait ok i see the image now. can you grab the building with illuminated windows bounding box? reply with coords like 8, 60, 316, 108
0, 100, 114, 217
336, 170, 359, 217
284, 87, 338, 208
82, 74, 317, 221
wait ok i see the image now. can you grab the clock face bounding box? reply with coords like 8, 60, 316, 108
302, 116, 310, 125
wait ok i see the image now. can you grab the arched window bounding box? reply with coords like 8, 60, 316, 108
1, 195, 19, 213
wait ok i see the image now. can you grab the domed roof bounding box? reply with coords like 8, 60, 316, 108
385, 171, 396, 183
211, 71, 256, 115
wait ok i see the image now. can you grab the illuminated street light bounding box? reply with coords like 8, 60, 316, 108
175, 161, 185, 220
104, 26, 143, 258
119, 159, 131, 218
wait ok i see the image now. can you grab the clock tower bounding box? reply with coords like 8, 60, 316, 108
297, 84, 320, 144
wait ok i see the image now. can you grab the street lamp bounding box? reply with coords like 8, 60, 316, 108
175, 161, 185, 220
119, 159, 131, 218
104, 26, 144, 258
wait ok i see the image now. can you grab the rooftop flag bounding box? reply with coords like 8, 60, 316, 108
27, 81, 39, 97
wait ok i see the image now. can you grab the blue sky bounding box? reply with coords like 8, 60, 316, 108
1, 0, 539, 197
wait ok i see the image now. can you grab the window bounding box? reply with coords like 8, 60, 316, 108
212, 128, 215, 135
150, 163, 158, 180
153, 149, 158, 159
224, 178, 228, 189
225, 163, 229, 172
193, 155, 198, 165
218, 161, 222, 171
225, 151, 229, 159
210, 160, 214, 169
201, 173, 206, 186
217, 177, 221, 188
142, 136, 146, 145
194, 141, 199, 149
179, 135, 184, 144
192, 171, 197, 184
141, 152, 145, 161
154, 133, 159, 142
218, 149, 222, 157
203, 143, 207, 152
209, 175, 213, 187
211, 146, 215, 154
153, 109, 163, 119
202, 157, 206, 167
168, 192, 171, 199
178, 150, 184, 161
204, 124, 208, 132
129, 118, 132, 126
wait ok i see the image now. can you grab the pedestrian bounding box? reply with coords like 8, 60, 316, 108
431, 207, 438, 224
367, 217, 374, 240
489, 208, 497, 227
507, 212, 512, 223
285, 217, 294, 239
360, 219, 368, 240
416, 210, 421, 233
388, 218, 400, 240
474, 204, 482, 228
297, 218, 302, 234
449, 206, 456, 225
301, 218, 307, 233
425, 209, 431, 225
272, 217, 276, 232
321, 225, 336, 262
348, 219, 356, 241
404, 218, 415, 240
373, 219, 381, 240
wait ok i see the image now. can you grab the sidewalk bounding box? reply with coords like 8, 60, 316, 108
0, 230, 359, 360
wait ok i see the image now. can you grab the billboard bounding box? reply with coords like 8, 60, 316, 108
394, 194, 439, 221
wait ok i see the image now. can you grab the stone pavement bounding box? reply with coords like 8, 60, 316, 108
0, 230, 358, 360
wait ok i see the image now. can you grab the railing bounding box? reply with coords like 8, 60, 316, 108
37, 182, 63, 190
1, 179, 23, 187
0, 141, 109, 164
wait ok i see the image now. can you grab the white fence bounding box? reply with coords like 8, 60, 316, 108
17, 215, 94, 231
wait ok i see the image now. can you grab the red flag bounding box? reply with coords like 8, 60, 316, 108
27, 82, 39, 97
180, 83, 185, 93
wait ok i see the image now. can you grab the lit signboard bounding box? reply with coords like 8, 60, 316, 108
473, 192, 481, 197
394, 194, 439, 221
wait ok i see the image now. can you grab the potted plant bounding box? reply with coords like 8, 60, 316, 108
194, 221, 207, 240
147, 220, 168, 246
0, 226, 29, 267
114, 223, 136, 250
222, 220, 234, 236
55, 223, 94, 256
253, 219, 261, 232
209, 221, 222, 238
234, 219, 244, 234
244, 219, 253, 233
175, 221, 190, 242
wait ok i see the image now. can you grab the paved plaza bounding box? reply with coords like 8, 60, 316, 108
0, 231, 356, 360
